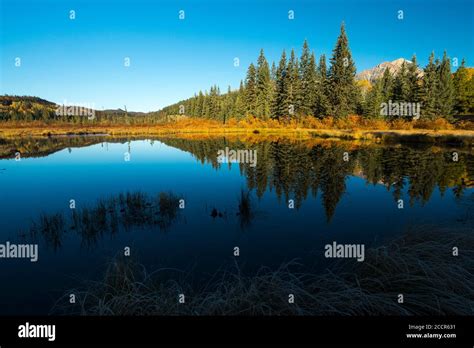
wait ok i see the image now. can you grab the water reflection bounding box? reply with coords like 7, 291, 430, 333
3, 135, 473, 224
159, 137, 474, 220
26, 192, 182, 250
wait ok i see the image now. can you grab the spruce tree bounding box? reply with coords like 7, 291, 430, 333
392, 62, 410, 102
287, 49, 301, 118
237, 80, 247, 119
245, 63, 257, 116
255, 49, 272, 120
197, 91, 205, 117
364, 79, 385, 118
436, 51, 455, 120
422, 52, 439, 119
306, 52, 318, 116
407, 54, 421, 102
380, 68, 393, 101
453, 59, 474, 115
314, 54, 330, 117
272, 50, 290, 120
299, 40, 313, 116
327, 23, 357, 118
271, 61, 277, 81
270, 61, 277, 110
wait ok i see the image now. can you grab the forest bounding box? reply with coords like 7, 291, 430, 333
158, 24, 474, 123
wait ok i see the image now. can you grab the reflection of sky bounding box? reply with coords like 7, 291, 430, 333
0, 140, 469, 314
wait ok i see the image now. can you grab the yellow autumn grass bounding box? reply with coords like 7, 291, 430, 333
1, 116, 473, 146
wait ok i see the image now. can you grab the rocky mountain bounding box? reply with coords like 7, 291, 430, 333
356, 58, 423, 83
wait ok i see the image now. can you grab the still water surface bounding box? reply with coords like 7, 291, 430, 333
0, 136, 472, 314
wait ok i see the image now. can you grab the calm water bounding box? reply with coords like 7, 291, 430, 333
0, 136, 473, 315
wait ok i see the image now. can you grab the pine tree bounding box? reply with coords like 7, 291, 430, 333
314, 54, 330, 117
255, 49, 272, 120
234, 80, 247, 119
299, 40, 313, 116
245, 63, 257, 116
327, 23, 357, 118
270, 61, 277, 110
422, 52, 439, 119
222, 86, 233, 123
270, 62, 277, 81
453, 59, 474, 115
364, 79, 385, 118
195, 91, 204, 117
272, 50, 290, 120
392, 62, 410, 102
407, 54, 421, 102
306, 52, 318, 116
202, 90, 210, 118
380, 68, 393, 101
287, 49, 301, 118
436, 51, 455, 120
208, 85, 221, 118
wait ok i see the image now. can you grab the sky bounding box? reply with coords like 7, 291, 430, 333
1, 0, 473, 112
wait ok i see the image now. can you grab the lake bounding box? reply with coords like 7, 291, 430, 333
0, 135, 473, 315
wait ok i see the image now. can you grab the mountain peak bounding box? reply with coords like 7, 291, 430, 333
357, 58, 422, 82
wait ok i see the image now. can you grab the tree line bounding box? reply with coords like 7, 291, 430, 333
159, 23, 473, 122
1, 23, 472, 124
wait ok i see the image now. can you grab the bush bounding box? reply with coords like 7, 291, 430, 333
390, 119, 413, 130
414, 118, 454, 131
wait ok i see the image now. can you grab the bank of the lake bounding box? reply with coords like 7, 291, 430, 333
1, 121, 474, 147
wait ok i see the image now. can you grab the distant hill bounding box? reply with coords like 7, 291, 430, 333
0, 96, 148, 117
0, 95, 56, 107
356, 58, 423, 83
100, 108, 147, 117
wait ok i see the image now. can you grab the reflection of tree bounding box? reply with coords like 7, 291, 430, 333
237, 189, 254, 230
0, 136, 110, 159
319, 146, 355, 222
161, 137, 474, 221
357, 147, 468, 206
27, 192, 181, 250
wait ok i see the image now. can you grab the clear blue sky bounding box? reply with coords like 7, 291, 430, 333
1, 0, 473, 112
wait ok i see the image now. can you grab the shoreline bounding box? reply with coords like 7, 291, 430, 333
1, 124, 474, 147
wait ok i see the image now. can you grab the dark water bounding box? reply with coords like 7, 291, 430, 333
0, 136, 473, 315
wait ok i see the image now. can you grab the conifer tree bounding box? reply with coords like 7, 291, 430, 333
380, 68, 393, 101
287, 49, 301, 117
245, 63, 257, 116
195, 91, 204, 117
234, 80, 247, 119
327, 23, 357, 118
436, 51, 455, 120
314, 54, 330, 117
392, 62, 410, 102
272, 50, 290, 120
255, 49, 272, 120
299, 40, 313, 116
270, 61, 277, 82
305, 52, 318, 116
453, 59, 474, 115
422, 52, 439, 119
407, 54, 421, 102
364, 79, 385, 118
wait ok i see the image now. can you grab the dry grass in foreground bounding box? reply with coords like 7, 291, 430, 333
52, 226, 474, 316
